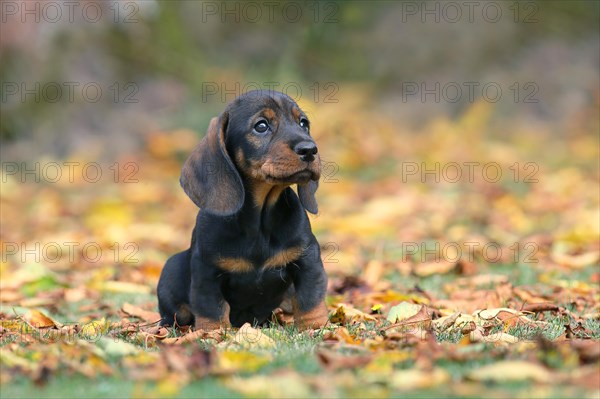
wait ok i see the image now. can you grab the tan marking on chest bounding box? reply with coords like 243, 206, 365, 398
217, 257, 254, 273
263, 246, 303, 269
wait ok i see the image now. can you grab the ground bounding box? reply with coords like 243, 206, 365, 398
1, 97, 599, 398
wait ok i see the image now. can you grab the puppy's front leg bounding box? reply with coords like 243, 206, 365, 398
190, 262, 230, 330
291, 240, 329, 330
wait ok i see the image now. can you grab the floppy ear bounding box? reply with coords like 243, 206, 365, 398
180, 113, 244, 215
298, 180, 319, 214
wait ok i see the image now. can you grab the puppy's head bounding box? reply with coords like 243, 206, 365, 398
180, 90, 321, 216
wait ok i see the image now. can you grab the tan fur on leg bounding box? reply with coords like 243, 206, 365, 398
293, 300, 329, 330
194, 302, 231, 331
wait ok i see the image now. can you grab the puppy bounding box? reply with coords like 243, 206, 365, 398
157, 90, 328, 330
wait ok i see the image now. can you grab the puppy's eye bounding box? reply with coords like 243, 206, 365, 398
299, 118, 309, 129
253, 120, 269, 134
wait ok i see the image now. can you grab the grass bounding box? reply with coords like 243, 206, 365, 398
0, 258, 600, 398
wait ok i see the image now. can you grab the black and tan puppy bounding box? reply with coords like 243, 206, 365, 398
157, 90, 328, 330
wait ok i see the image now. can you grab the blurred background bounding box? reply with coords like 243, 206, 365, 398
1, 0, 599, 300
2, 1, 598, 157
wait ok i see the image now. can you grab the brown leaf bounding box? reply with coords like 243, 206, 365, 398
316, 349, 372, 371
475, 308, 536, 328
433, 312, 460, 332
332, 327, 360, 345
521, 303, 560, 313
413, 260, 456, 277
363, 260, 384, 287
329, 303, 377, 324
24, 309, 60, 329
121, 302, 161, 324
469, 326, 519, 344
571, 340, 600, 364
386, 302, 432, 330
161, 328, 223, 345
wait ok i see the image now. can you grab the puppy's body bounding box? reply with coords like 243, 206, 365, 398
157, 91, 328, 329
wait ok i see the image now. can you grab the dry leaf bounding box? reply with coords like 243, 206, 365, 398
413, 260, 456, 277
387, 302, 432, 330
121, 303, 161, 324
468, 361, 551, 382
232, 323, 275, 349
390, 368, 451, 390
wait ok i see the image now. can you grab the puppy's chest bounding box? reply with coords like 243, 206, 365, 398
215, 238, 304, 274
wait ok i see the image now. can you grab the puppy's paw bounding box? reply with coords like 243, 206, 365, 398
194, 317, 228, 331
295, 302, 329, 330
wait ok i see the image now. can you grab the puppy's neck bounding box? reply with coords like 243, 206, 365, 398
232, 178, 288, 235
251, 182, 286, 210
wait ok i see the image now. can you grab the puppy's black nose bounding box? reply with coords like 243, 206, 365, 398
294, 141, 318, 162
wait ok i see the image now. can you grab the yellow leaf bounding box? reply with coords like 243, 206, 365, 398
95, 281, 151, 294
390, 368, 450, 390
468, 361, 551, 382
387, 302, 421, 323
99, 337, 140, 357
216, 350, 271, 373
225, 374, 312, 398
232, 323, 275, 349
0, 351, 35, 371
551, 250, 600, 269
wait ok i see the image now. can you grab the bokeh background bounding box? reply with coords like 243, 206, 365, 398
1, 1, 599, 397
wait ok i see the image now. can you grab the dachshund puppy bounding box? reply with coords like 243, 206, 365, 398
157, 90, 328, 330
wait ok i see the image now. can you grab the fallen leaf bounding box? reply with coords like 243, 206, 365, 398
232, 323, 275, 349
387, 302, 432, 330
469, 326, 519, 344
94, 281, 151, 294
468, 360, 551, 382
390, 368, 450, 390
551, 250, 600, 269
24, 309, 59, 329
363, 260, 384, 287
433, 312, 460, 332
98, 337, 140, 357
225, 373, 312, 398
121, 303, 161, 324
413, 260, 456, 277
329, 304, 377, 324
475, 308, 536, 327
317, 349, 373, 371
215, 350, 271, 373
